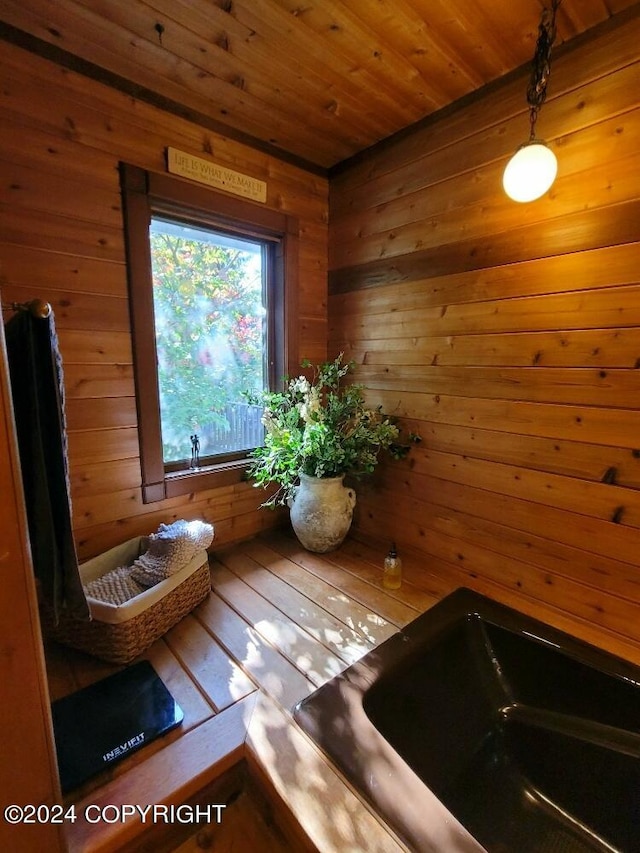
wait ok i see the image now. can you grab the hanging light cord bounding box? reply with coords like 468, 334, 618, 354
527, 0, 562, 140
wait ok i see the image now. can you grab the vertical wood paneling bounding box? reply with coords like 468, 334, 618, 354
0, 40, 328, 559
329, 11, 640, 652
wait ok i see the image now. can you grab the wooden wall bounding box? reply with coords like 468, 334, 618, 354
329, 11, 640, 656
0, 41, 328, 560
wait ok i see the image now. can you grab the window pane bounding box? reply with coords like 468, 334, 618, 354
149, 217, 266, 466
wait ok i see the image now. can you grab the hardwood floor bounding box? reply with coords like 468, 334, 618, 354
45, 528, 437, 851
46, 528, 433, 733
45, 526, 640, 851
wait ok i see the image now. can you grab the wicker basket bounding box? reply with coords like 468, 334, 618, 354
42, 537, 211, 664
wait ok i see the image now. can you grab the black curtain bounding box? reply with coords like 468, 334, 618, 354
5, 308, 88, 623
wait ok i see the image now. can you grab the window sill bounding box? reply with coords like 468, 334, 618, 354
143, 459, 251, 502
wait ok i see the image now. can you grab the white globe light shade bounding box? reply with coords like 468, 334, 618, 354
502, 140, 558, 203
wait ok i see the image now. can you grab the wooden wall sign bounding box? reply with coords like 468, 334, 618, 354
166, 147, 267, 203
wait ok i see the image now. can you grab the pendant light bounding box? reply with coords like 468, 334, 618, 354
503, 0, 562, 203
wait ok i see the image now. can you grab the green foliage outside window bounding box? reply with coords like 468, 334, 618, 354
150, 221, 266, 464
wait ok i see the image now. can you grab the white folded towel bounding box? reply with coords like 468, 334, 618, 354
130, 520, 214, 588
83, 519, 214, 605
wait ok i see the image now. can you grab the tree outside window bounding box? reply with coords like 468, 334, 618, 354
150, 218, 266, 466
120, 161, 298, 502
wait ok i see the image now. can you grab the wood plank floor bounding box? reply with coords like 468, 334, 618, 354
45, 527, 439, 851
45, 525, 640, 851
47, 528, 436, 724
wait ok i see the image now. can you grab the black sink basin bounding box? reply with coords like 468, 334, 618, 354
294, 588, 640, 853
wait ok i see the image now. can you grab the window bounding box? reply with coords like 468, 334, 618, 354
120, 162, 299, 502
150, 217, 268, 466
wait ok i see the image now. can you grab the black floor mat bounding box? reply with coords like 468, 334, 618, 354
51, 660, 183, 793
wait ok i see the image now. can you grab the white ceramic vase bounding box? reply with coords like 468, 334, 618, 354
288, 473, 356, 553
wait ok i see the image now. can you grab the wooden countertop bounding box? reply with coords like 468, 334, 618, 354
47, 527, 640, 852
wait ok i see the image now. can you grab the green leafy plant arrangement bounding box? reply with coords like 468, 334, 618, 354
245, 353, 419, 507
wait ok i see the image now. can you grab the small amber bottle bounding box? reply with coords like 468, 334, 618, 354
383, 542, 402, 589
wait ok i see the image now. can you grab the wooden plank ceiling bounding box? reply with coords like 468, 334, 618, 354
0, 0, 637, 171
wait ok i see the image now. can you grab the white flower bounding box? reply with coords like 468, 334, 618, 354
289, 376, 311, 395
307, 387, 322, 417
299, 387, 322, 423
